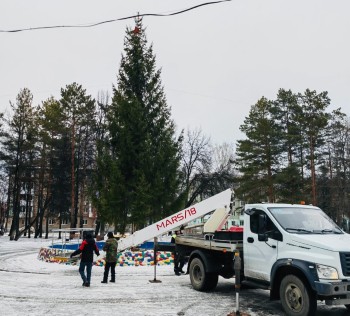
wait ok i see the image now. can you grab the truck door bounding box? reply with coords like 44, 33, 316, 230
244, 209, 281, 282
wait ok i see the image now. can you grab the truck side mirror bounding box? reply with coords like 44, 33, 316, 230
258, 214, 266, 234
258, 214, 268, 241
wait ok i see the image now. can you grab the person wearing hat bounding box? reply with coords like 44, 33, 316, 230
70, 233, 100, 287
101, 232, 118, 283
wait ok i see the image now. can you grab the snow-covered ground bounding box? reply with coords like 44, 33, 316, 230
0, 237, 348, 316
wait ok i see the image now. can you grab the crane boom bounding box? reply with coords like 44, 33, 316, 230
117, 189, 233, 252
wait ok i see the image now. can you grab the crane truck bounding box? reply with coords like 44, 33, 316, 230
117, 189, 350, 316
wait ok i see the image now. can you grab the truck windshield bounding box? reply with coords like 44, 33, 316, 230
268, 207, 343, 234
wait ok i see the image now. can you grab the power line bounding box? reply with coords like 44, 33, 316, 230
0, 0, 232, 33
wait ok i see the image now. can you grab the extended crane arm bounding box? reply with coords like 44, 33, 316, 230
117, 189, 233, 252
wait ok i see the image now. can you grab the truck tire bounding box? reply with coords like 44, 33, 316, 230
345, 304, 350, 310
189, 257, 218, 292
280, 274, 316, 316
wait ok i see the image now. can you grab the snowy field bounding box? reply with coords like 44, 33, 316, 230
0, 237, 349, 316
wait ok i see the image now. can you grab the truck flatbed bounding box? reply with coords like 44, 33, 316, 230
176, 234, 243, 253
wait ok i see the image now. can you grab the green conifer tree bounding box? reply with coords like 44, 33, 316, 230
96, 18, 181, 232
0, 88, 37, 240
235, 97, 282, 203
60, 82, 96, 229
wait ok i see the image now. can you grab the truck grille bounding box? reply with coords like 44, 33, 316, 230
340, 252, 350, 276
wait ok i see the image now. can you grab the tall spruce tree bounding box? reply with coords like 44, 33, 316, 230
96, 18, 181, 232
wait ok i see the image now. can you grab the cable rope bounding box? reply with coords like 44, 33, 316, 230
0, 0, 232, 33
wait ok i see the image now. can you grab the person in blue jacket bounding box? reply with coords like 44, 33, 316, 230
70, 233, 100, 287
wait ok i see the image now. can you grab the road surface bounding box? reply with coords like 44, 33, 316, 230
0, 238, 349, 316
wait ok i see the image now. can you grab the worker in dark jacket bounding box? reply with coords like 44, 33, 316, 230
101, 232, 118, 283
171, 230, 186, 276
70, 233, 100, 287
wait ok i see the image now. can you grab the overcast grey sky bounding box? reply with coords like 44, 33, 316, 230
1, 0, 349, 145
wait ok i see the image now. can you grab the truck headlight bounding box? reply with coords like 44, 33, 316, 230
316, 264, 339, 280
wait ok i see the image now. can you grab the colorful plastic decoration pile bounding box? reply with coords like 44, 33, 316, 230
38, 247, 174, 267
38, 247, 77, 265
114, 250, 174, 267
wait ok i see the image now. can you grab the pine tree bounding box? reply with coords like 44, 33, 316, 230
273, 89, 304, 202
0, 88, 37, 240
297, 89, 331, 205
317, 108, 347, 222
60, 82, 96, 229
90, 91, 111, 237
235, 97, 282, 202
36, 97, 70, 238
96, 18, 181, 232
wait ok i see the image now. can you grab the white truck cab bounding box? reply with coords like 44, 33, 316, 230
244, 203, 350, 316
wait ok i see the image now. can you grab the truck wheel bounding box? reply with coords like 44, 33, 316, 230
206, 273, 219, 291
345, 304, 350, 310
280, 274, 316, 316
189, 257, 218, 292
